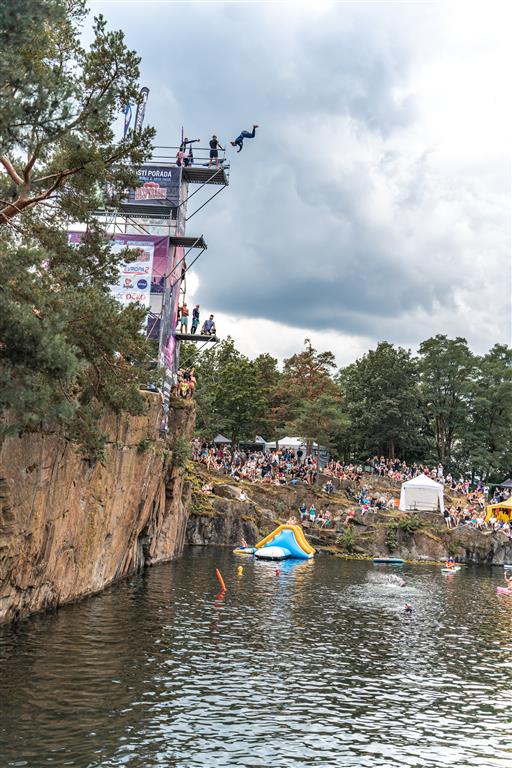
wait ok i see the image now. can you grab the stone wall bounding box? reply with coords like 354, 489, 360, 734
0, 395, 195, 623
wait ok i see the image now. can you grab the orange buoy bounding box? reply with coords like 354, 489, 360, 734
215, 568, 226, 592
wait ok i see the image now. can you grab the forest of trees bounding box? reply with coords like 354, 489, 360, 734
181, 336, 512, 482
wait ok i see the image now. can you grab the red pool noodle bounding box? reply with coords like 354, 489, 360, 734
215, 568, 226, 592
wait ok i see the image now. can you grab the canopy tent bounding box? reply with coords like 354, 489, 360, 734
486, 496, 512, 522
497, 479, 512, 489
264, 436, 319, 450
213, 434, 231, 445
399, 474, 444, 514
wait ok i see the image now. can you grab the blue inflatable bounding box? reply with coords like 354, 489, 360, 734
255, 524, 315, 560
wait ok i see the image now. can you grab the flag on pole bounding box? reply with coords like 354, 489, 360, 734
134, 87, 150, 133
123, 104, 132, 137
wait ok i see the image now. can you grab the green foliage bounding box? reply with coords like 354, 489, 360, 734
186, 338, 275, 444
392, 515, 423, 535
0, 0, 154, 224
0, 0, 156, 455
172, 436, 191, 469
460, 345, 512, 481
289, 393, 349, 452
338, 526, 356, 552
339, 341, 424, 460
385, 528, 399, 552
417, 335, 474, 463
188, 332, 510, 481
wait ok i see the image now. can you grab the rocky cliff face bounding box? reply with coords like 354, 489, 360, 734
186, 483, 275, 548
0, 395, 195, 623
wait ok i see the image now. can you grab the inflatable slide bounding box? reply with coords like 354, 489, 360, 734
253, 524, 315, 561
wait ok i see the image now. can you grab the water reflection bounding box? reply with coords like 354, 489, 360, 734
0, 549, 511, 767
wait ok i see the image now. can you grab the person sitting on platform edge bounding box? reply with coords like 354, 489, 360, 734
201, 314, 216, 335
191, 304, 200, 334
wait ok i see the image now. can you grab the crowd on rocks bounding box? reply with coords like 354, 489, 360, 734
443, 486, 511, 533
366, 456, 489, 496
193, 441, 511, 534
192, 441, 319, 485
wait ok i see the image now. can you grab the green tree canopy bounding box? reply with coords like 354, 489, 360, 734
418, 335, 475, 463
0, 0, 153, 225
0, 0, 155, 456
339, 341, 423, 460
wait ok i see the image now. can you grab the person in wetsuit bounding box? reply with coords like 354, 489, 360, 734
230, 124, 259, 153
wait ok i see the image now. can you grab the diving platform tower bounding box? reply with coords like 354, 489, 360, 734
103, 144, 229, 408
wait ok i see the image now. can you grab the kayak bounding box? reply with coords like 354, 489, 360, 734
373, 557, 405, 565
441, 566, 461, 573
497, 586, 512, 595
504, 564, 512, 570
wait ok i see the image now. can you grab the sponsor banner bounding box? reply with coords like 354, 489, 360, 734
123, 165, 182, 210
68, 232, 169, 309
134, 87, 149, 133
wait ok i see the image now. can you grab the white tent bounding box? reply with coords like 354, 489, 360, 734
399, 473, 444, 513
266, 436, 318, 450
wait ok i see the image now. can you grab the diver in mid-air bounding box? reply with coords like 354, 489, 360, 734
230, 124, 259, 153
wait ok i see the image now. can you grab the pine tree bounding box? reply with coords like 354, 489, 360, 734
0, 0, 156, 456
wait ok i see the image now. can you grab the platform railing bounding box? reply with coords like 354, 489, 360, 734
151, 144, 229, 169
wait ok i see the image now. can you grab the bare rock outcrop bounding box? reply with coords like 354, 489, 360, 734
0, 395, 195, 623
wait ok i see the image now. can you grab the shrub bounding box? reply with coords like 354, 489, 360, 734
172, 436, 190, 469
338, 526, 356, 552
385, 528, 399, 552
395, 515, 423, 535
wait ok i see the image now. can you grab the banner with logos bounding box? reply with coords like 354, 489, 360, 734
122, 165, 182, 211
68, 232, 169, 309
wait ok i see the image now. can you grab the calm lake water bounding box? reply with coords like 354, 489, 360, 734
1, 548, 512, 767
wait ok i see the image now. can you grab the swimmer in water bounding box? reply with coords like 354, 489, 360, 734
404, 603, 413, 614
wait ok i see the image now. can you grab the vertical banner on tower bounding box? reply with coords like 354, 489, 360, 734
159, 245, 184, 412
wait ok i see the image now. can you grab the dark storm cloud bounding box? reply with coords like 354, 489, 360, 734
91, 1, 509, 348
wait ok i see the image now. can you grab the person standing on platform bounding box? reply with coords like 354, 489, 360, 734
191, 304, 200, 334
230, 125, 259, 153
179, 303, 189, 334
209, 135, 225, 168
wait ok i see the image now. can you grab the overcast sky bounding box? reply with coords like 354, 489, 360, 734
91, 0, 510, 365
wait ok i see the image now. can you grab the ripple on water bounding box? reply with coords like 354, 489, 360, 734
0, 552, 511, 767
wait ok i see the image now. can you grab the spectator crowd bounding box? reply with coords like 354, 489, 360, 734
192, 441, 319, 486
192, 441, 511, 534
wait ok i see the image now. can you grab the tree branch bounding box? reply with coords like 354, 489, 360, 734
0, 156, 24, 186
